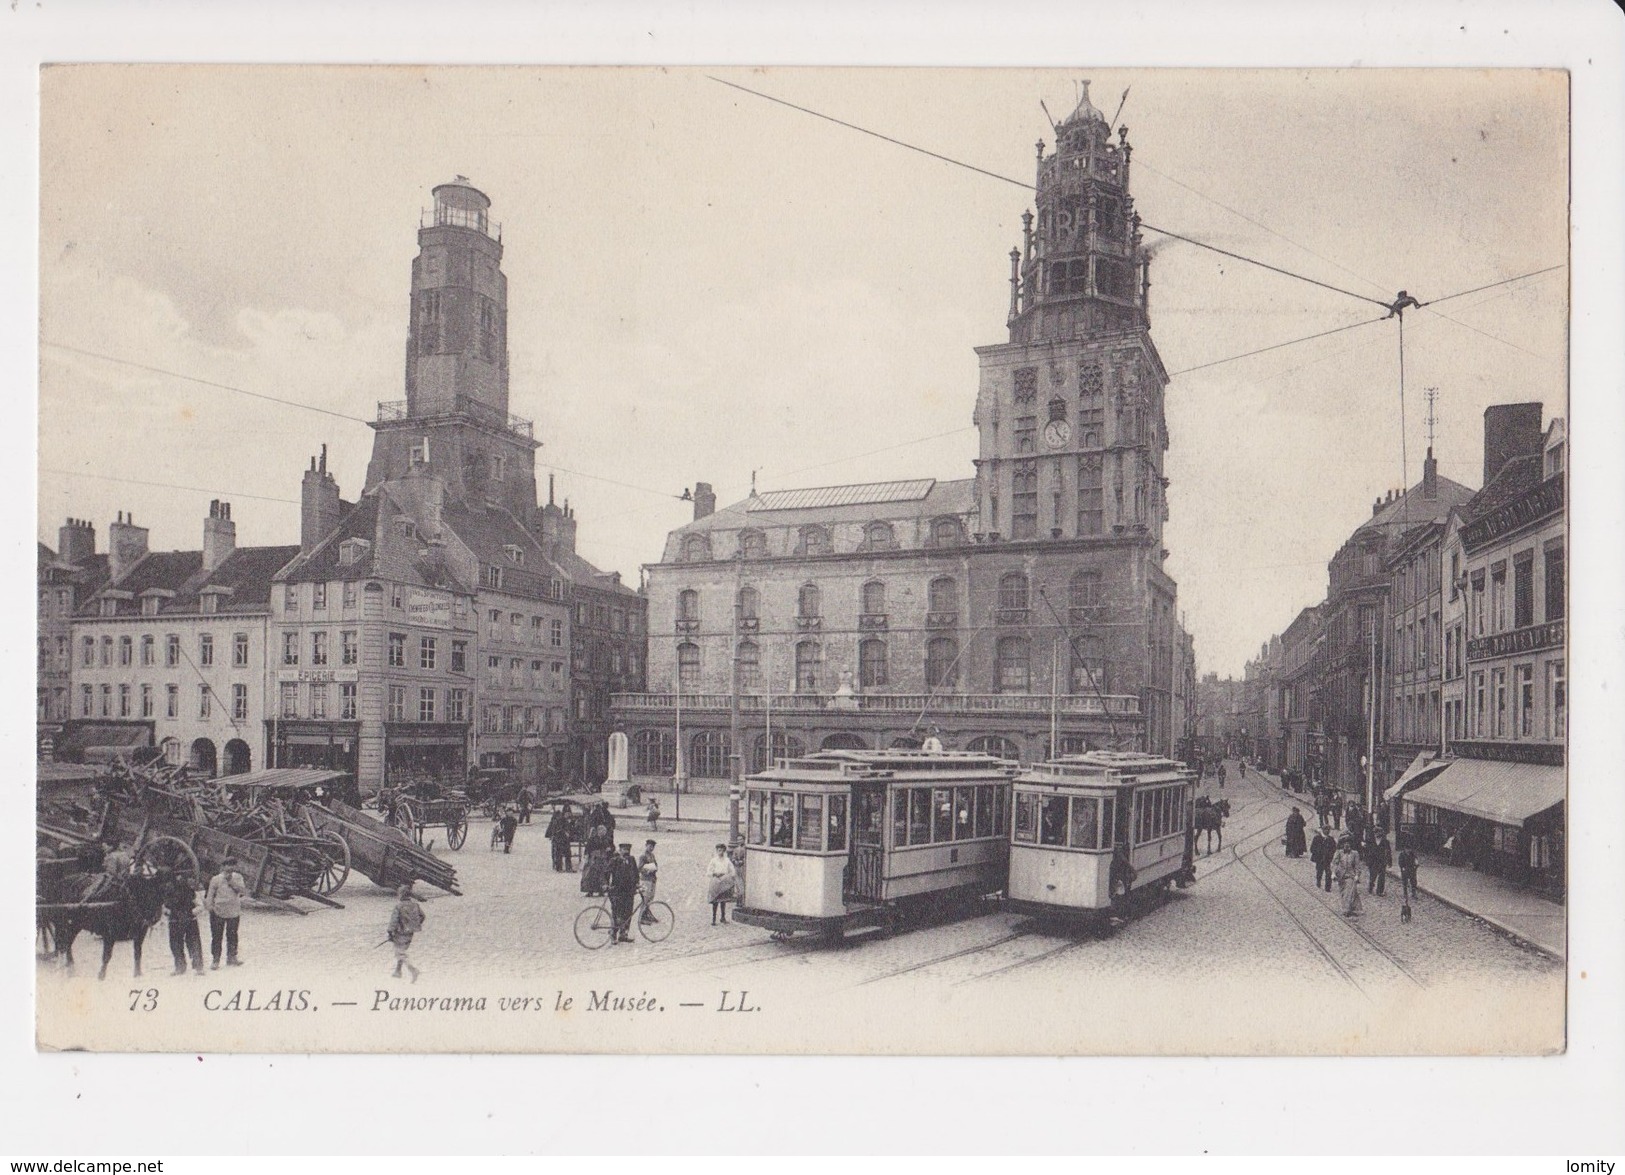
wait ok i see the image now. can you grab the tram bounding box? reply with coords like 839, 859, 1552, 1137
733, 749, 1017, 940
1007, 751, 1197, 924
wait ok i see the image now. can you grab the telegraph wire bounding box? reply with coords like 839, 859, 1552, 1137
1418, 305, 1554, 363
1168, 314, 1389, 377
1419, 264, 1566, 307
40, 467, 301, 506
1138, 224, 1393, 309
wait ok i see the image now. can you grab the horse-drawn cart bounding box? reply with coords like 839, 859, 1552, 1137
306, 800, 463, 895
380, 785, 472, 851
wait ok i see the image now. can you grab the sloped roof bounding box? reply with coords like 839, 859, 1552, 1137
749, 479, 937, 513
277, 496, 382, 584
177, 545, 300, 612
1357, 475, 1476, 538
1461, 453, 1544, 526
98, 550, 203, 601
674, 477, 977, 537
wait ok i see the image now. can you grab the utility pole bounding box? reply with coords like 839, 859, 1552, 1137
1365, 615, 1378, 813
728, 553, 744, 847
672, 631, 682, 822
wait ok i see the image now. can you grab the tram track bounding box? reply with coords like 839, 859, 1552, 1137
848, 928, 1034, 988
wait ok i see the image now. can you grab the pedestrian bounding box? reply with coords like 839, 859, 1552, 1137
706, 843, 738, 925
1310, 827, 1335, 892
499, 804, 520, 854
546, 810, 573, 872
1365, 826, 1392, 895
1218, 764, 1227, 789
637, 840, 661, 924
204, 856, 247, 969
607, 843, 641, 944
645, 796, 661, 831
1328, 793, 1341, 830
1283, 807, 1307, 858
517, 786, 534, 825
596, 802, 617, 840
387, 883, 425, 982
581, 823, 613, 895
163, 869, 205, 976
1345, 799, 1364, 843
1398, 842, 1419, 900
1333, 835, 1363, 917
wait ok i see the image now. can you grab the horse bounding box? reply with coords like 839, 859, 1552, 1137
1193, 797, 1229, 855
42, 870, 166, 979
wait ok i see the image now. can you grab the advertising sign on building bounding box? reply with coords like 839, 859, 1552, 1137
407, 590, 453, 629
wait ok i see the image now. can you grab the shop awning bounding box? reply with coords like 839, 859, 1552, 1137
1382, 751, 1451, 804
54, 723, 150, 761
1404, 758, 1566, 826
222, 767, 351, 792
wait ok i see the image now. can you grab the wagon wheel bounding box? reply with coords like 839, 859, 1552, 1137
482, 798, 500, 821
313, 830, 351, 894
445, 810, 469, 851
135, 835, 199, 880
391, 799, 417, 841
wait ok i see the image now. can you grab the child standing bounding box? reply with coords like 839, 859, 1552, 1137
706, 843, 738, 925
388, 883, 425, 982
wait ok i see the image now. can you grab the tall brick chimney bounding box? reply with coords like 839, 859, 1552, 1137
692, 482, 716, 521
1482, 402, 1543, 486
301, 445, 342, 552
57, 517, 96, 565
1422, 447, 1438, 500
202, 499, 236, 572
107, 511, 149, 582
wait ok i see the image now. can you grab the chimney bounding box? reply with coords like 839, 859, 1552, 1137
202, 499, 236, 572
57, 517, 96, 565
538, 491, 577, 555
693, 482, 716, 521
107, 511, 149, 582
301, 445, 342, 552
1482, 402, 1543, 486
1422, 446, 1438, 500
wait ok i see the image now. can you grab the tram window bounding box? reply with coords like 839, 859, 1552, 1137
747, 792, 766, 846
996, 787, 1009, 836
797, 794, 824, 851
908, 789, 932, 845
1136, 794, 1152, 843
892, 790, 910, 848
974, 786, 993, 838
1099, 798, 1114, 849
1039, 795, 1069, 846
933, 789, 954, 842
828, 794, 848, 852
1070, 796, 1100, 849
770, 793, 795, 848
1014, 793, 1038, 843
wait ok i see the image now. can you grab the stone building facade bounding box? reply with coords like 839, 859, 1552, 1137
613, 87, 1187, 791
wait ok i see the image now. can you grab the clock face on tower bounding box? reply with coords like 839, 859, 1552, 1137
1043, 420, 1072, 449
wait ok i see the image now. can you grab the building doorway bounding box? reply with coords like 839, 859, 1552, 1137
189, 737, 218, 776
222, 738, 251, 775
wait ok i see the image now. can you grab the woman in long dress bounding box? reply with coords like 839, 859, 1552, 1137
1333, 836, 1364, 916
580, 823, 613, 896
705, 843, 738, 925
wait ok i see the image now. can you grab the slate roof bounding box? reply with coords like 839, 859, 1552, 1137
673, 477, 977, 538
1460, 453, 1545, 526
277, 495, 384, 584
78, 544, 299, 618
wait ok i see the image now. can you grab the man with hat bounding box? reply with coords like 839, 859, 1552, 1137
388, 882, 425, 982
204, 856, 248, 969
607, 842, 641, 944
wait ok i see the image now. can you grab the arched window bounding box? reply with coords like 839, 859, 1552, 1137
676, 642, 700, 690
737, 586, 759, 619
928, 576, 957, 614
632, 730, 676, 776
676, 589, 699, 624
863, 521, 896, 551
799, 526, 832, 556
925, 637, 959, 689
859, 638, 888, 688
996, 635, 1031, 693
681, 533, 712, 562
795, 641, 820, 694
691, 731, 732, 778
966, 735, 1021, 761
861, 580, 886, 616
1070, 570, 1102, 612
930, 516, 964, 546
1071, 635, 1107, 693
821, 733, 868, 751
737, 639, 760, 691
798, 583, 821, 619
738, 529, 767, 559
752, 731, 806, 772
998, 572, 1030, 612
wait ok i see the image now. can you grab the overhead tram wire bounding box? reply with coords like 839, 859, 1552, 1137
43, 340, 687, 502
1168, 314, 1390, 377
39, 467, 300, 506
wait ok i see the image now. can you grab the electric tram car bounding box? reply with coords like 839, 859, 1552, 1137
1007, 751, 1197, 924
732, 750, 1017, 940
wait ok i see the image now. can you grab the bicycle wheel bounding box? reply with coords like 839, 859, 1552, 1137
637, 900, 675, 943
573, 904, 615, 950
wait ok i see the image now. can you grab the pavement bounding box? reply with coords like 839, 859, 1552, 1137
1237, 761, 1565, 961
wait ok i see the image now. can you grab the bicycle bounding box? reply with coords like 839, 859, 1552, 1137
573, 887, 674, 949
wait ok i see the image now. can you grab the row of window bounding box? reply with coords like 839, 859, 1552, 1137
282, 581, 363, 615
1014, 792, 1117, 851
479, 704, 567, 735
746, 791, 850, 853
485, 610, 566, 647
484, 655, 566, 692
83, 632, 251, 670
674, 634, 1108, 695
679, 518, 970, 563
81, 681, 247, 722
676, 572, 1105, 625
889, 784, 1008, 848
1462, 659, 1565, 741
1464, 541, 1564, 638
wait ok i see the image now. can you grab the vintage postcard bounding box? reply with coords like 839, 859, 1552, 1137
35, 65, 1570, 1056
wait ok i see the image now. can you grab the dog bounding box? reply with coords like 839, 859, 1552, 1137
1400, 902, 1412, 923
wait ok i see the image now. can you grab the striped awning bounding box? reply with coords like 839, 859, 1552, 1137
1404, 758, 1565, 826
1382, 751, 1451, 804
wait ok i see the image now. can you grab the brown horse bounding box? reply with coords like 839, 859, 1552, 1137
1193, 797, 1230, 855
41, 869, 166, 979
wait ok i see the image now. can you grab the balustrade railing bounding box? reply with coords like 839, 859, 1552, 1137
611, 691, 1141, 716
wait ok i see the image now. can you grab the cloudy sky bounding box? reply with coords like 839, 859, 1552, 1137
38, 67, 1567, 676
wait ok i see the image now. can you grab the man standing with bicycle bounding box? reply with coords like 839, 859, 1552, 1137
607, 843, 641, 944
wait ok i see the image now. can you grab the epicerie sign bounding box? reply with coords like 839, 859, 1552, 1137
407, 590, 453, 629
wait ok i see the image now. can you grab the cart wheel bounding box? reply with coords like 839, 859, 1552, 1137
445, 813, 468, 851
482, 800, 499, 821
135, 835, 199, 879
392, 801, 416, 840
314, 831, 351, 895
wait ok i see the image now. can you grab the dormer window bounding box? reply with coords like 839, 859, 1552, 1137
483, 564, 503, 589
99, 598, 117, 618
201, 593, 218, 615
141, 596, 161, 616
395, 518, 417, 539
504, 544, 525, 566
338, 538, 371, 566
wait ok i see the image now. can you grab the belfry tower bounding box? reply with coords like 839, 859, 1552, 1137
365, 178, 540, 516
972, 82, 1169, 549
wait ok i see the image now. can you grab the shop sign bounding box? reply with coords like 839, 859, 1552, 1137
407, 590, 453, 629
